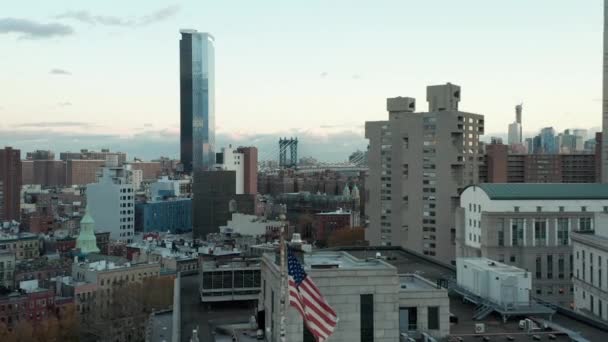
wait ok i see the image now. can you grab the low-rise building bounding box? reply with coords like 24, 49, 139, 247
14, 257, 72, 288
259, 250, 449, 342
457, 183, 608, 306
572, 213, 608, 321
219, 213, 283, 237
128, 240, 199, 275
313, 208, 358, 242
135, 198, 192, 234
0, 233, 40, 260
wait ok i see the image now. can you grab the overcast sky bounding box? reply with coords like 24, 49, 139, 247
0, 0, 604, 161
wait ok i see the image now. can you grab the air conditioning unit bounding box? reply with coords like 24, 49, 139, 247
475, 323, 486, 334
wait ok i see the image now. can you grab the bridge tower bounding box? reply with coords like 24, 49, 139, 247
279, 138, 298, 169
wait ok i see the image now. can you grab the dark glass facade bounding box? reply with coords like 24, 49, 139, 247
180, 30, 215, 173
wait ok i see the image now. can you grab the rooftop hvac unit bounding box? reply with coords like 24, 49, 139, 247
475, 323, 486, 334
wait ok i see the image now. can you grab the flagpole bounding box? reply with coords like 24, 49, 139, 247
279, 213, 287, 342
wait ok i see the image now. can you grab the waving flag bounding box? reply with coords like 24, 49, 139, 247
287, 248, 338, 341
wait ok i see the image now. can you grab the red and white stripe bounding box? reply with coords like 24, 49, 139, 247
289, 276, 338, 341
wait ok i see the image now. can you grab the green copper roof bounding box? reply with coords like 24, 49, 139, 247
473, 183, 608, 200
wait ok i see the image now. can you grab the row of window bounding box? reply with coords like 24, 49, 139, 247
579, 291, 606, 320
535, 254, 572, 280
512, 206, 608, 213
496, 217, 589, 247
576, 250, 607, 290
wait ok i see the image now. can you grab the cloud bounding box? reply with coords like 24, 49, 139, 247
0, 125, 367, 162
352, 74, 361, 80
57, 102, 72, 107
50, 68, 71, 75
55, 5, 180, 27
13, 121, 95, 129
0, 18, 74, 39
320, 72, 328, 78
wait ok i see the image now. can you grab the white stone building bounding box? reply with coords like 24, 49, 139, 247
259, 250, 449, 342
214, 145, 245, 194
87, 157, 135, 242
572, 213, 608, 321
457, 183, 608, 305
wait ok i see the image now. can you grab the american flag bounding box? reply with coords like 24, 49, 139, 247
288, 248, 338, 341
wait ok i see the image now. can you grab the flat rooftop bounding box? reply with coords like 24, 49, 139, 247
460, 257, 527, 274
399, 274, 440, 290
303, 251, 392, 270
345, 248, 453, 282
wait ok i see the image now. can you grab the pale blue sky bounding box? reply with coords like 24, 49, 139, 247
0, 0, 604, 159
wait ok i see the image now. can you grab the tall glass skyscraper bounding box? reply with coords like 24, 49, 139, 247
180, 29, 215, 173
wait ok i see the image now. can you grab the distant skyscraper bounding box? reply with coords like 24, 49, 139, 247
540, 127, 557, 154
508, 104, 523, 147
603, 0, 608, 182
180, 29, 215, 173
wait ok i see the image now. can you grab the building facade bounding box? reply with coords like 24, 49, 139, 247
481, 141, 598, 183
87, 158, 135, 242
0, 233, 40, 260
128, 161, 162, 181
0, 147, 21, 221
457, 183, 608, 305
180, 29, 215, 173
237, 146, 258, 195
66, 159, 104, 185
135, 198, 192, 234
365, 83, 484, 262
60, 149, 126, 165
572, 215, 608, 321
0, 252, 15, 290
215, 146, 245, 194
192, 170, 254, 238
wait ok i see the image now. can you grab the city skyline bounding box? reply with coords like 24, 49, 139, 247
0, 0, 605, 161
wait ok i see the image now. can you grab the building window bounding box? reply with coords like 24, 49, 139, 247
557, 218, 569, 246
558, 255, 565, 279
534, 220, 547, 246
597, 255, 602, 289
428, 307, 440, 330
536, 206, 542, 212
360, 294, 374, 341
510, 255, 516, 263
497, 219, 505, 246
514, 206, 520, 212
579, 217, 592, 231
535, 256, 542, 279
547, 255, 553, 279
559, 206, 565, 212
511, 219, 524, 246
581, 206, 587, 212
400, 307, 417, 332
